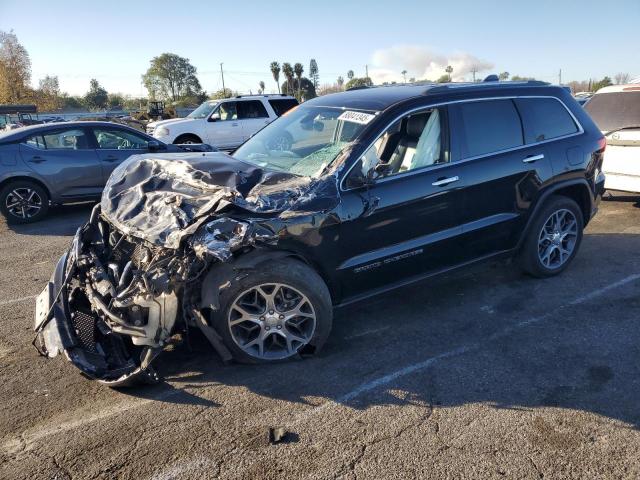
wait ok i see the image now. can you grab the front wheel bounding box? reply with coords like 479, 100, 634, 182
519, 195, 584, 277
173, 134, 202, 145
210, 259, 333, 364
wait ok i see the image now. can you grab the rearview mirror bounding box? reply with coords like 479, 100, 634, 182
147, 140, 165, 152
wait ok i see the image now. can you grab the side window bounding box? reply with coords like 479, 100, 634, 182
515, 98, 578, 143
218, 102, 238, 121
237, 100, 268, 119
356, 108, 446, 180
24, 135, 46, 149
269, 99, 299, 116
457, 100, 523, 158
93, 128, 149, 149
41, 129, 89, 150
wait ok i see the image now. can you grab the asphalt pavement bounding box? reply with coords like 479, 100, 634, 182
1, 197, 639, 479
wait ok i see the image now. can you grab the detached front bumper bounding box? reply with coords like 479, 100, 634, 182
34, 229, 164, 386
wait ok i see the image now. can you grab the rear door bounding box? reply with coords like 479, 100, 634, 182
449, 98, 557, 260
19, 127, 103, 199
206, 101, 243, 149
90, 126, 153, 181
238, 100, 271, 141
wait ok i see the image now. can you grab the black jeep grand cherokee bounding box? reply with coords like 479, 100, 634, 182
34, 80, 606, 385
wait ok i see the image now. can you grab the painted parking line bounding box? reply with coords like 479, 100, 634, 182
0, 295, 37, 308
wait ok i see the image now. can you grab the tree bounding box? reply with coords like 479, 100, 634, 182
436, 74, 450, 83
309, 59, 319, 89
270, 62, 281, 94
336, 76, 344, 90
60, 93, 84, 110
409, 77, 416, 83
142, 53, 202, 102
107, 93, 125, 109
36, 75, 61, 111
345, 77, 373, 90
592, 76, 613, 91
84, 79, 108, 110
282, 63, 294, 95
347, 70, 354, 80
294, 63, 304, 99
259, 80, 265, 94
445, 65, 453, 82
614, 72, 630, 85
498, 71, 510, 81
211, 88, 234, 100
401, 70, 407, 83
0, 30, 32, 103
511, 75, 535, 81
283, 77, 316, 101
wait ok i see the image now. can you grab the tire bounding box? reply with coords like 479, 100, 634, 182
519, 195, 584, 278
173, 134, 202, 145
0, 180, 50, 224
210, 258, 333, 364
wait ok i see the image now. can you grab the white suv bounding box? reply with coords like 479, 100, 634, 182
147, 95, 299, 150
585, 84, 640, 193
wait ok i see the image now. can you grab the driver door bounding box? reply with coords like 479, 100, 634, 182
206, 101, 243, 149
90, 126, 154, 181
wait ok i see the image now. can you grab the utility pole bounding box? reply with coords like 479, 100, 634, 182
220, 63, 226, 97
365, 64, 369, 78
471, 66, 478, 82
558, 68, 562, 86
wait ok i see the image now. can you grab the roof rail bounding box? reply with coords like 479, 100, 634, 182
424, 80, 549, 95
234, 93, 289, 99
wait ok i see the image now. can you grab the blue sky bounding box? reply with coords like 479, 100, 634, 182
1, 0, 638, 96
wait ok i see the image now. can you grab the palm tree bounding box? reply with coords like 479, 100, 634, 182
445, 65, 453, 82
282, 63, 294, 95
337, 76, 344, 91
498, 72, 510, 81
270, 62, 281, 94
347, 70, 354, 81
293, 63, 304, 99
259, 80, 265, 94
401, 70, 407, 83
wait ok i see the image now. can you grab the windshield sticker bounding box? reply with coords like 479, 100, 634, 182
338, 111, 376, 125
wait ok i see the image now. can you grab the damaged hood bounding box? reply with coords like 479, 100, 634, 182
100, 152, 338, 249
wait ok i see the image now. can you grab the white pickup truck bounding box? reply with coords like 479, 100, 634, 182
147, 95, 298, 151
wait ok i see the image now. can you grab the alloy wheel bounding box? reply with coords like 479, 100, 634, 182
537, 208, 578, 269
228, 283, 316, 360
5, 188, 42, 219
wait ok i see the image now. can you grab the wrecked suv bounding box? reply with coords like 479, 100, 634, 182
34, 81, 606, 385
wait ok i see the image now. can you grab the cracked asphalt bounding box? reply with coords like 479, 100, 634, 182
1, 196, 640, 479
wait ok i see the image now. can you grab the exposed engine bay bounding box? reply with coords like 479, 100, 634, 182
33, 152, 345, 386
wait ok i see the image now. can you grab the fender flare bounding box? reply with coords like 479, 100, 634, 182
515, 178, 593, 251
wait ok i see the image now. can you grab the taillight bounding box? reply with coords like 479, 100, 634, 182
597, 137, 607, 152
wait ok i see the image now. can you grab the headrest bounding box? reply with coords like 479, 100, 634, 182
406, 113, 428, 138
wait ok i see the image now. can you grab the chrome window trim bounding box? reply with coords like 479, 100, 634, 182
339, 95, 584, 192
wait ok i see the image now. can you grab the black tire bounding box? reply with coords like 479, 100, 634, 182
519, 195, 584, 278
173, 134, 202, 145
210, 258, 333, 364
0, 180, 50, 224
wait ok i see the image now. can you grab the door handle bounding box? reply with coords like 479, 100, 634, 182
523, 154, 544, 163
432, 176, 460, 187
232, 122, 239, 127
103, 155, 119, 162
28, 156, 45, 163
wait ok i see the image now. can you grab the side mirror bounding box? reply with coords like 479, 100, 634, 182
147, 140, 165, 152
345, 159, 389, 189
209, 112, 221, 122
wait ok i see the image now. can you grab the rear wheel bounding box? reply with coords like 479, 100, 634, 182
173, 134, 202, 145
519, 195, 583, 277
0, 180, 50, 224
210, 259, 332, 364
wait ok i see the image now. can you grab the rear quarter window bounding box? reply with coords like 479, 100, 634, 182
515, 98, 578, 143
457, 99, 523, 158
269, 99, 299, 116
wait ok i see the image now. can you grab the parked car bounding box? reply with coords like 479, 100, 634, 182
34, 81, 605, 386
0, 121, 213, 223
146, 94, 299, 150
584, 84, 640, 193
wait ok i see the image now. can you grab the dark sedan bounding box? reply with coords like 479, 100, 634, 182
0, 121, 213, 223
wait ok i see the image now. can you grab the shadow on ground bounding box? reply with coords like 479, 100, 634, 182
115, 232, 640, 430
3, 202, 94, 236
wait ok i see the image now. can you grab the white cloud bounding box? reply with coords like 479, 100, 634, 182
370, 45, 493, 83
